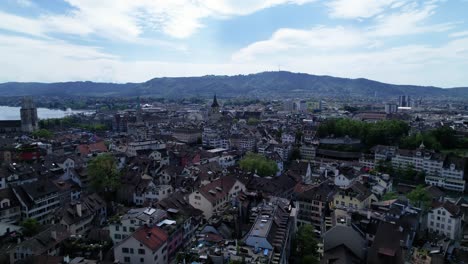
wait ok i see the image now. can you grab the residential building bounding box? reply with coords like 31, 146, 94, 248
333, 182, 378, 210
188, 176, 245, 219
12, 180, 61, 224
297, 181, 336, 232
244, 197, 296, 264
114, 225, 168, 264
110, 207, 167, 244
9, 225, 70, 263
427, 200, 462, 240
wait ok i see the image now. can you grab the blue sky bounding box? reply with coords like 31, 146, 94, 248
0, 0, 468, 87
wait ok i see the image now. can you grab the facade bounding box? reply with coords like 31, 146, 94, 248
427, 201, 462, 240
374, 146, 466, 192
0, 188, 21, 224
114, 226, 169, 264
12, 180, 60, 224
333, 182, 378, 210
297, 181, 336, 232
188, 176, 245, 219
110, 207, 167, 244
300, 144, 316, 161
20, 97, 39, 133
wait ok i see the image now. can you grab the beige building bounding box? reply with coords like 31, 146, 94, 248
188, 176, 245, 219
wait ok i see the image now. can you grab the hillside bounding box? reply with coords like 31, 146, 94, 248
0, 71, 466, 99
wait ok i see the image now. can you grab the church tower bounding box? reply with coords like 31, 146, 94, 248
209, 94, 221, 121
211, 94, 219, 113
20, 97, 38, 132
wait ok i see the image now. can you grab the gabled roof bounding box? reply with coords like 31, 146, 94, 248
198, 176, 239, 204
131, 226, 168, 252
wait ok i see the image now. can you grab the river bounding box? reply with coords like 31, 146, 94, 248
0, 106, 92, 120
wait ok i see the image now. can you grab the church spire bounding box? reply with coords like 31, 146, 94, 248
211, 94, 219, 108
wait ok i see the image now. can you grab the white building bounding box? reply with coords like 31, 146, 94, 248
427, 201, 462, 240
110, 207, 167, 244
114, 225, 168, 264
374, 145, 466, 192
126, 140, 166, 157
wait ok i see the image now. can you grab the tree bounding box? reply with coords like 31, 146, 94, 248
88, 154, 121, 199
382, 191, 398, 200
296, 224, 319, 263
247, 118, 260, 126
239, 153, 278, 177
21, 218, 40, 236
289, 148, 301, 161
407, 185, 431, 209
32, 129, 53, 139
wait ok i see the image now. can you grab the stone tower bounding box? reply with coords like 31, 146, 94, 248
20, 97, 39, 132
209, 94, 221, 122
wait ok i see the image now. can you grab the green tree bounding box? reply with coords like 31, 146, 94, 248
32, 129, 53, 139
247, 118, 260, 126
407, 185, 431, 209
296, 224, 319, 263
239, 153, 278, 177
21, 218, 40, 236
88, 154, 121, 199
382, 191, 398, 200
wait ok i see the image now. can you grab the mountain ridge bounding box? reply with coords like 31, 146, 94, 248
0, 71, 466, 98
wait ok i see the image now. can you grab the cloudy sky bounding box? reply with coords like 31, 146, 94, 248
1, 0, 468, 87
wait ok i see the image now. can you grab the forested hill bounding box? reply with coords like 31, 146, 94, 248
0, 71, 466, 98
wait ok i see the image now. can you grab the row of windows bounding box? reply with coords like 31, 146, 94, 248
429, 221, 452, 230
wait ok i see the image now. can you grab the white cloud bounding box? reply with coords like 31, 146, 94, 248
0, 33, 268, 83
327, 0, 404, 19
233, 26, 368, 61
0, 0, 318, 39
14, 0, 34, 7
450, 31, 468, 38
369, 2, 453, 37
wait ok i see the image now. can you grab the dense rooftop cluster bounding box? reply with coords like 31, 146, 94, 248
0, 95, 467, 264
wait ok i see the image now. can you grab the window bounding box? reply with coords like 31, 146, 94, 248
437, 216, 440, 220
430, 221, 434, 226
436, 223, 440, 228
123, 226, 127, 232
114, 234, 121, 239
140, 258, 144, 263
194, 195, 201, 200
130, 248, 134, 254
448, 218, 452, 224
138, 249, 145, 255
130, 227, 135, 232
122, 248, 129, 253
154, 255, 158, 261
124, 257, 130, 263
115, 225, 120, 231
430, 215, 434, 220
447, 225, 451, 230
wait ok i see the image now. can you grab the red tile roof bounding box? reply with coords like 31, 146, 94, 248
133, 226, 168, 252
77, 141, 108, 156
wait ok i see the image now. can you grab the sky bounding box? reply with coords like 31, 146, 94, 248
1, 0, 468, 87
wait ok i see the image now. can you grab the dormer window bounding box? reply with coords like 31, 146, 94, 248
450, 164, 455, 170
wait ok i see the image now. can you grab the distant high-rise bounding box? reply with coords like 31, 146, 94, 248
398, 95, 411, 107
384, 103, 398, 114
20, 97, 39, 132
